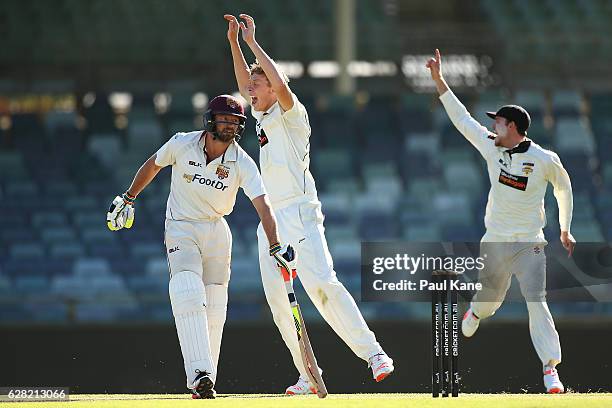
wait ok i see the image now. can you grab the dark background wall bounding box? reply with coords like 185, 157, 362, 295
2, 321, 610, 394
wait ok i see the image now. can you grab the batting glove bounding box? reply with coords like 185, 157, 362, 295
270, 243, 297, 276
107, 192, 136, 231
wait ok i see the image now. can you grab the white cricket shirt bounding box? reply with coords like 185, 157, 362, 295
439, 91, 573, 240
155, 131, 266, 220
251, 93, 318, 209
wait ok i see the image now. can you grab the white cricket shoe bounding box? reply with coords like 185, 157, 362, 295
543, 367, 565, 394
285, 376, 316, 395
462, 308, 480, 338
368, 352, 394, 382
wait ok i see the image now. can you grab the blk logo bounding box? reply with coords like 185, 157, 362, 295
168, 246, 180, 254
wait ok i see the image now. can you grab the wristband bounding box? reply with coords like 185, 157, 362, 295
269, 242, 281, 256
122, 192, 136, 206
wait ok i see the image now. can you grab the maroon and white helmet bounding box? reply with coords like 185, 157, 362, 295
203, 94, 247, 141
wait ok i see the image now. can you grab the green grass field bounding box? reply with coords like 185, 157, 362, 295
1, 393, 611, 408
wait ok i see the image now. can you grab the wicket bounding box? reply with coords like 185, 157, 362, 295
431, 270, 460, 397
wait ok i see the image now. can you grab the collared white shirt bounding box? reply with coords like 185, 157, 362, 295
155, 131, 266, 220
439, 91, 573, 239
251, 93, 318, 209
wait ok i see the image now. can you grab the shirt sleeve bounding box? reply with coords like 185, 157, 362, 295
155, 133, 181, 167
439, 90, 496, 159
281, 93, 310, 133
546, 153, 573, 232
239, 153, 267, 200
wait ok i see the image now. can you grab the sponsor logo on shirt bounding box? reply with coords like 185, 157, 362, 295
188, 160, 203, 167
258, 128, 269, 147
168, 246, 180, 254
182, 173, 229, 191
498, 169, 528, 191
216, 164, 230, 180
522, 162, 534, 175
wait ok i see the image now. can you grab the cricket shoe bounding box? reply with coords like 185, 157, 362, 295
462, 308, 480, 338
285, 376, 316, 395
191, 370, 216, 399
368, 352, 394, 382
543, 367, 565, 394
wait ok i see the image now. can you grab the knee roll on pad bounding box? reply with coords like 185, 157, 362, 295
205, 284, 228, 311
169, 271, 207, 316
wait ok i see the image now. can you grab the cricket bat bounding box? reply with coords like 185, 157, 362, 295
281, 266, 328, 398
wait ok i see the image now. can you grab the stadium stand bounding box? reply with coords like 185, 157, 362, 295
0, 85, 610, 323
1, 0, 611, 324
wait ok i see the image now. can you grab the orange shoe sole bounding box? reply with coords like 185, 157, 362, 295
285, 387, 316, 395
375, 371, 393, 382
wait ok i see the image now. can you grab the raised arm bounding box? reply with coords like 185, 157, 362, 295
426, 49, 449, 96
225, 15, 251, 100
426, 48, 495, 158
239, 14, 293, 111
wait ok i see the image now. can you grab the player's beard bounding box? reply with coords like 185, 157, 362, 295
216, 129, 236, 143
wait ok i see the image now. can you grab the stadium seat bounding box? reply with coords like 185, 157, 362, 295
40, 226, 77, 243
73, 258, 112, 277
328, 239, 361, 262
555, 118, 596, 155
9, 243, 45, 259
87, 133, 122, 169
49, 242, 86, 259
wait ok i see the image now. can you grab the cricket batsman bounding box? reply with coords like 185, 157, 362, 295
426, 49, 575, 393
106, 95, 295, 399
225, 14, 394, 394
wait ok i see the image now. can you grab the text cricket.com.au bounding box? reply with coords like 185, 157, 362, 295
370, 254, 485, 292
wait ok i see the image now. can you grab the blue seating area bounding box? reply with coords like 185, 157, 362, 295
1, 87, 610, 324
481, 0, 612, 64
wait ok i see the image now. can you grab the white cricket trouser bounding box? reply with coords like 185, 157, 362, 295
257, 199, 382, 379
165, 218, 231, 388
471, 231, 561, 367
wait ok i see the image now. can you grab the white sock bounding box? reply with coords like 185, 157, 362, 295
169, 271, 215, 388
205, 284, 228, 374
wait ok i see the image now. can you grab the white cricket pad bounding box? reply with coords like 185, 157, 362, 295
169, 271, 215, 387
205, 284, 228, 372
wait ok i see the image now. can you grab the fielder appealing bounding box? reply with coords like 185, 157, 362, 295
426, 49, 575, 393
106, 95, 295, 399
225, 14, 394, 394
